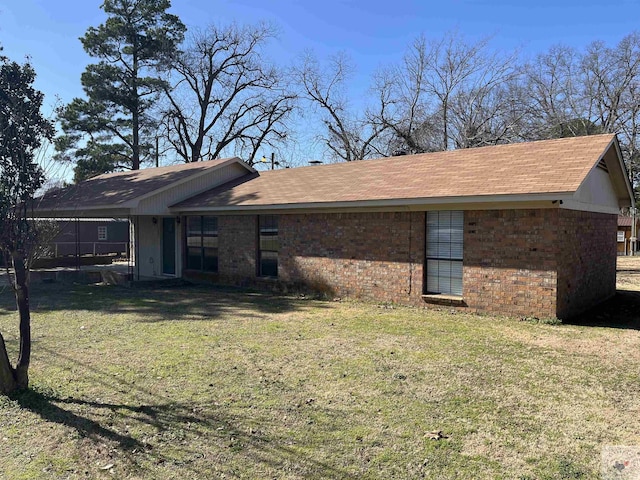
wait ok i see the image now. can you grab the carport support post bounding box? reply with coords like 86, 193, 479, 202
134, 216, 140, 281
75, 218, 80, 271
631, 207, 638, 256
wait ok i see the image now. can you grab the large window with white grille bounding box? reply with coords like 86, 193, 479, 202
425, 211, 463, 296
186, 216, 218, 272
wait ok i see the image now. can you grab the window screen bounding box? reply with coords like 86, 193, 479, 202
426, 211, 463, 296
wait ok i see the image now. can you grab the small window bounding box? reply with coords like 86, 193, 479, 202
618, 231, 626, 243
186, 216, 218, 272
259, 215, 278, 277
97, 226, 108, 241
426, 211, 463, 296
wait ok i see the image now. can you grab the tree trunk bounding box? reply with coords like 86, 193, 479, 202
132, 46, 140, 170
0, 333, 17, 394
11, 251, 30, 390
132, 108, 140, 170
0, 251, 32, 394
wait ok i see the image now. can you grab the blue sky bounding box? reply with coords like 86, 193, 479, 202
1, 0, 638, 112
0, 0, 638, 176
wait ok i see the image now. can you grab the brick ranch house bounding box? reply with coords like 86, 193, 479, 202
35, 134, 635, 319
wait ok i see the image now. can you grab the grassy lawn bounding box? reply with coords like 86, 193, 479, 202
0, 260, 639, 479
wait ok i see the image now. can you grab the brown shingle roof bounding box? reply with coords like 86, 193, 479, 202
36, 158, 239, 211
173, 134, 617, 210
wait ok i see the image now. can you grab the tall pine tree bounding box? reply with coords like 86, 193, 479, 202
55, 0, 185, 181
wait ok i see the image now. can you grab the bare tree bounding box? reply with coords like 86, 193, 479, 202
447, 47, 523, 148
420, 32, 498, 150
522, 45, 596, 140
370, 39, 442, 155
370, 31, 520, 154
449, 75, 525, 148
293, 51, 387, 161
582, 34, 640, 185
161, 23, 296, 165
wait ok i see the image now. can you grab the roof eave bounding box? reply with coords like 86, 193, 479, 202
33, 205, 133, 218
610, 136, 637, 209
170, 192, 574, 214
597, 136, 635, 208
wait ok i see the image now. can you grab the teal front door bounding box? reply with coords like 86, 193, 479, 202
162, 217, 176, 275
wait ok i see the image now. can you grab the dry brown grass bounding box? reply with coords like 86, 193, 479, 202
617, 255, 640, 291
0, 259, 637, 478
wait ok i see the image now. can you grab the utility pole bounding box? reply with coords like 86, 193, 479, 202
261, 152, 279, 170
155, 136, 159, 168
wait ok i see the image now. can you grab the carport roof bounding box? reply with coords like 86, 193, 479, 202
35, 157, 248, 215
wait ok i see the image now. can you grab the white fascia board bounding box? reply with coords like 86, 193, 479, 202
560, 199, 622, 215
125, 158, 254, 208
610, 138, 636, 208
33, 206, 133, 218
31, 217, 129, 221
170, 192, 574, 215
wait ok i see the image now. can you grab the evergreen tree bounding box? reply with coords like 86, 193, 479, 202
55, 0, 185, 181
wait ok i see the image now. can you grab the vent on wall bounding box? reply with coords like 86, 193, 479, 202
597, 158, 609, 172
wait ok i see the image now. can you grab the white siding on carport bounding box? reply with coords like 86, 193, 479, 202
136, 216, 161, 279
133, 163, 248, 216
133, 216, 182, 280
130, 164, 251, 279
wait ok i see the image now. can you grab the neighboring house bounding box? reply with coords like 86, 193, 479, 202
48, 219, 129, 257
35, 134, 635, 319
617, 215, 639, 256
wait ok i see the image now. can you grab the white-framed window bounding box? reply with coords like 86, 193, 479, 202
97, 226, 108, 241
617, 231, 626, 243
426, 211, 463, 296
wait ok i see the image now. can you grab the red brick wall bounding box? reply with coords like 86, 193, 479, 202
217, 215, 257, 285
463, 209, 559, 318
279, 212, 425, 303
183, 208, 617, 320
556, 210, 617, 319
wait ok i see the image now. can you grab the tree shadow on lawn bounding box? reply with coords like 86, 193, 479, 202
10, 387, 145, 451
10, 380, 351, 478
0, 281, 331, 322
567, 289, 640, 330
